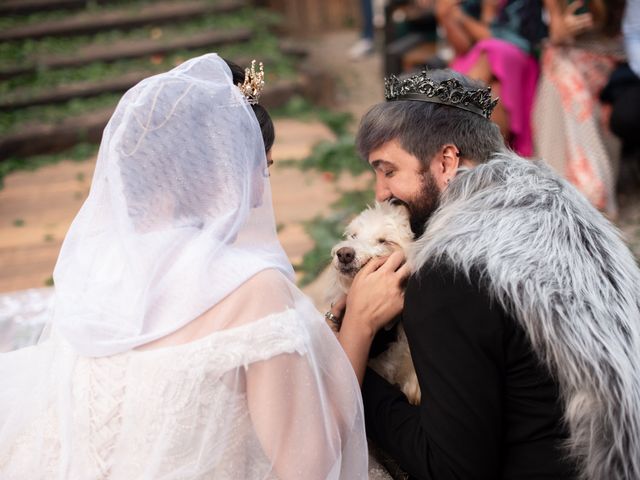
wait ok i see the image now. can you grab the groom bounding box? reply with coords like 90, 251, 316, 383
337, 69, 640, 479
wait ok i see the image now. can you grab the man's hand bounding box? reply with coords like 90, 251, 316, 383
344, 250, 411, 337
336, 251, 411, 384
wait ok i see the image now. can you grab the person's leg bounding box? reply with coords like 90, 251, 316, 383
489, 80, 510, 141
465, 51, 510, 140
361, 0, 374, 41
350, 0, 375, 59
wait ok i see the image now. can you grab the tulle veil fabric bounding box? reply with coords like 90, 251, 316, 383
0, 53, 368, 479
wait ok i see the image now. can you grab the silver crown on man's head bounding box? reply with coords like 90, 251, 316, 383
384, 71, 499, 119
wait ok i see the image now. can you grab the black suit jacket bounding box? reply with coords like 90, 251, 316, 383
363, 262, 578, 480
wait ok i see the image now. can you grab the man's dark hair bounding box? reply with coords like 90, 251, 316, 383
356, 69, 505, 167
223, 58, 275, 153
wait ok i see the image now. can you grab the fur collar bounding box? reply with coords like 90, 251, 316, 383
409, 154, 640, 480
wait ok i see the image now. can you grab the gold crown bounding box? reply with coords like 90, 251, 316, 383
238, 60, 264, 105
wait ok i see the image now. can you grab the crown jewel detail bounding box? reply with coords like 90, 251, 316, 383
384, 71, 499, 119
238, 60, 265, 105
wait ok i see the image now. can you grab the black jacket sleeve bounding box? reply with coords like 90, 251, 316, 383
362, 263, 506, 480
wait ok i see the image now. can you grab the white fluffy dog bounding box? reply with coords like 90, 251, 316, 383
328, 201, 421, 405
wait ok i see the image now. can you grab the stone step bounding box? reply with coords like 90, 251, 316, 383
0, 0, 245, 42
0, 107, 112, 160
0, 28, 253, 80
1, 71, 152, 110
0, 77, 310, 160
0, 0, 111, 16
0, 41, 308, 110
1, 49, 300, 110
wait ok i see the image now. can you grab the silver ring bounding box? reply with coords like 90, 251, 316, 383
324, 310, 342, 328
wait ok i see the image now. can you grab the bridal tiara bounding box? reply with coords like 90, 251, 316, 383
237, 60, 265, 105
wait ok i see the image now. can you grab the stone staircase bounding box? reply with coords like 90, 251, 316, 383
0, 0, 317, 161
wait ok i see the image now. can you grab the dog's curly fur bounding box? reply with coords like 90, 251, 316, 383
411, 154, 640, 480
328, 201, 421, 404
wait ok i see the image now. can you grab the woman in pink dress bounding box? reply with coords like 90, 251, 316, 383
435, 0, 546, 157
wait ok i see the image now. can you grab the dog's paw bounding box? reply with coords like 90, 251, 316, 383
402, 372, 421, 405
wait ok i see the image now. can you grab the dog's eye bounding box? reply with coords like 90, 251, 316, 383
377, 239, 387, 244
349, 234, 357, 239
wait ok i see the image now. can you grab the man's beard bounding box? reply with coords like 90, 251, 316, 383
393, 170, 441, 237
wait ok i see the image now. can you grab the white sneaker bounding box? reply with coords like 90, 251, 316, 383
349, 38, 374, 59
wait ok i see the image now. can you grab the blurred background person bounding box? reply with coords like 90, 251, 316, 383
533, 0, 627, 217
600, 0, 640, 192
434, 0, 547, 157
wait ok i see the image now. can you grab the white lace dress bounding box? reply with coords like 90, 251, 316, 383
0, 308, 368, 479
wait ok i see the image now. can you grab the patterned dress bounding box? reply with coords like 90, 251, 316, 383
533, 34, 625, 216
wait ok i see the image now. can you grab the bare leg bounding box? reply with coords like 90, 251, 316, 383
489, 80, 510, 141
465, 51, 510, 141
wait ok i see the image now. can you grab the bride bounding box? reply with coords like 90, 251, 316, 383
0, 54, 374, 479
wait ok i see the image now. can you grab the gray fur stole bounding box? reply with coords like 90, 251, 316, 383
409, 154, 640, 480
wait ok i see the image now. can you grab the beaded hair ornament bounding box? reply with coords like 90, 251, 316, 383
237, 60, 265, 105
384, 70, 499, 119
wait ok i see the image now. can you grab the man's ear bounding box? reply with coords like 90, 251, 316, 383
432, 144, 460, 184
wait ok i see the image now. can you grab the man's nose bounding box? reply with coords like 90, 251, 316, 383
375, 180, 391, 202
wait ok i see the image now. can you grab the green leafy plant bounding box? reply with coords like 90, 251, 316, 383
298, 135, 368, 177
272, 95, 352, 136
295, 213, 346, 286
330, 186, 375, 214
273, 96, 366, 178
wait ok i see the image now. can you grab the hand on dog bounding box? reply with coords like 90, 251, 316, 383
337, 250, 410, 384
343, 250, 410, 337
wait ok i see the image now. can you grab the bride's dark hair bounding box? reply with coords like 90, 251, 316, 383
223, 58, 275, 153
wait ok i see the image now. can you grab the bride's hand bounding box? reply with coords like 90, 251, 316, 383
343, 250, 410, 337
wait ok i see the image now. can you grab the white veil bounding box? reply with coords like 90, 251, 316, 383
53, 52, 295, 356
0, 54, 368, 479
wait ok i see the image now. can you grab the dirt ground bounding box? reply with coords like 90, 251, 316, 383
1, 30, 638, 307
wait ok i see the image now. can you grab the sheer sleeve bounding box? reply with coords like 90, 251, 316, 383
247, 350, 347, 479
233, 270, 369, 479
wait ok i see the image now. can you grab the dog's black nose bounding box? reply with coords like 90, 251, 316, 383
337, 247, 355, 264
